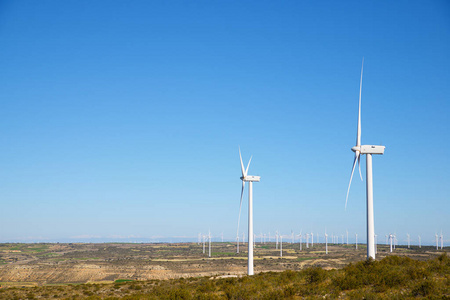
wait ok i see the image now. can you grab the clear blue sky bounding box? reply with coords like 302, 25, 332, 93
0, 0, 449, 245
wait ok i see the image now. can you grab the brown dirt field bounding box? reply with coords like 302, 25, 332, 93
0, 242, 446, 286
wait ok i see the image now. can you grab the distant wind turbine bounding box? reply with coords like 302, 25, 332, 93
276, 231, 279, 249
202, 235, 206, 254
389, 234, 393, 252
298, 231, 302, 251
436, 233, 439, 250
418, 235, 421, 248
208, 230, 211, 258
280, 235, 283, 257
325, 231, 328, 255
345, 58, 385, 260
236, 148, 260, 276
407, 234, 410, 249
355, 233, 358, 250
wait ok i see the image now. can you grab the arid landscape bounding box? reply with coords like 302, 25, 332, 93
0, 242, 445, 287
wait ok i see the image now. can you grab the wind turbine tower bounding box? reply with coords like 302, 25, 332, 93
298, 232, 302, 251
203, 235, 206, 254
325, 231, 328, 255
346, 59, 385, 260
237, 148, 260, 276
436, 234, 439, 250
208, 231, 211, 258
407, 234, 410, 249
418, 235, 421, 248
389, 234, 393, 253
276, 231, 279, 249
280, 235, 283, 257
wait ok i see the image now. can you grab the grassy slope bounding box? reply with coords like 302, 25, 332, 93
0, 253, 448, 299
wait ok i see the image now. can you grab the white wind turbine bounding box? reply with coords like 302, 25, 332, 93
435, 233, 439, 250
280, 234, 283, 257
355, 233, 358, 250
418, 235, 421, 248
237, 148, 260, 276
440, 231, 443, 250
325, 230, 328, 255
276, 231, 279, 249
208, 230, 211, 258
346, 58, 385, 260
202, 234, 206, 254
389, 234, 394, 252
298, 231, 302, 251
407, 234, 410, 249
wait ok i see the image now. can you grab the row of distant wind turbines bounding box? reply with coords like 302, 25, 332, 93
198, 231, 445, 258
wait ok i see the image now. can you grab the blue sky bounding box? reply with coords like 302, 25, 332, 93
0, 0, 449, 245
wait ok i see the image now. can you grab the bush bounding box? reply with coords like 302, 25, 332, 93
412, 278, 436, 296
304, 267, 327, 284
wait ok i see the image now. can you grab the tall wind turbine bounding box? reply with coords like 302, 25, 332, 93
346, 59, 385, 260
325, 231, 328, 255
237, 148, 260, 276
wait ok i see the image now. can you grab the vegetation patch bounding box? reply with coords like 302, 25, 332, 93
0, 253, 447, 299
297, 256, 316, 261
114, 279, 135, 283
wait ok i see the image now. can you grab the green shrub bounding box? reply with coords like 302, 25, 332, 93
412, 278, 436, 296
304, 267, 327, 284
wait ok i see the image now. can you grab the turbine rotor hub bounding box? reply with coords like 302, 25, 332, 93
351, 146, 361, 153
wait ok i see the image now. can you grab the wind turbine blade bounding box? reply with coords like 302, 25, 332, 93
237, 181, 245, 236
239, 147, 245, 177
345, 154, 359, 209
358, 154, 363, 181
245, 156, 252, 176
357, 58, 364, 147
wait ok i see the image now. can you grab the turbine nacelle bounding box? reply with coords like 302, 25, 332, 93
352, 145, 385, 155
240, 175, 261, 182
